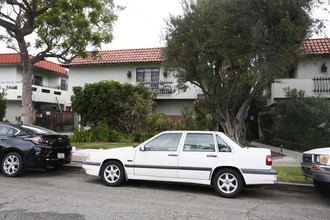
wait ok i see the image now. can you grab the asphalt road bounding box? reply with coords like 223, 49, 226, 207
0, 168, 329, 220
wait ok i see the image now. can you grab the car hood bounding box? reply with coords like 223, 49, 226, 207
303, 147, 330, 155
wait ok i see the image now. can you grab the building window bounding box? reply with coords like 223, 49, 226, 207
33, 75, 43, 86
136, 68, 160, 82
61, 79, 67, 90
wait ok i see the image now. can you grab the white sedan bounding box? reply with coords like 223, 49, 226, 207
83, 131, 277, 198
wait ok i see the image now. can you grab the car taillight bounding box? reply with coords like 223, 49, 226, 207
266, 155, 272, 166
24, 137, 47, 145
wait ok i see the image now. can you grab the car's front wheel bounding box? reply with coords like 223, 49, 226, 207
101, 161, 125, 186
314, 180, 330, 197
1, 152, 24, 177
212, 168, 243, 198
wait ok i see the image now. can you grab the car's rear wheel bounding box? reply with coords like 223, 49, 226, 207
101, 161, 125, 186
212, 168, 243, 198
1, 152, 24, 177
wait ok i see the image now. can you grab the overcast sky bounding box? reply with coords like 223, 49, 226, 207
1, 0, 330, 54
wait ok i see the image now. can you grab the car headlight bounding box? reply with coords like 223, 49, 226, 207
87, 154, 91, 160
315, 154, 329, 165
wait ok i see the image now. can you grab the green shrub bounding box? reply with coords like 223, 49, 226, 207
70, 130, 95, 142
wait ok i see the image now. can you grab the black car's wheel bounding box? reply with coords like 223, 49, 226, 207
1, 152, 24, 177
212, 168, 243, 198
101, 161, 125, 186
314, 180, 330, 197
45, 165, 62, 171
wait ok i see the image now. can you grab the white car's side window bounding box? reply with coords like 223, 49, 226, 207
183, 133, 215, 152
216, 135, 232, 152
144, 133, 182, 151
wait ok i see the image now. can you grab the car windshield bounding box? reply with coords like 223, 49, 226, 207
20, 125, 58, 135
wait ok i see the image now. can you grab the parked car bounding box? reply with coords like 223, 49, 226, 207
83, 131, 277, 198
301, 148, 330, 197
0, 122, 72, 177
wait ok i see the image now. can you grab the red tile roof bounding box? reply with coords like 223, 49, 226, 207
0, 53, 67, 75
64, 48, 164, 67
303, 38, 330, 55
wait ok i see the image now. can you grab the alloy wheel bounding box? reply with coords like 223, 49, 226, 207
104, 164, 120, 183
3, 155, 20, 175
217, 173, 238, 194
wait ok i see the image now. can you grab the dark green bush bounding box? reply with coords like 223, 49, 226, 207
258, 111, 275, 144
259, 89, 330, 151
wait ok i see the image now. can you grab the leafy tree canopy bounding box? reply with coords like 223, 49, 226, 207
163, 0, 319, 142
0, 0, 119, 124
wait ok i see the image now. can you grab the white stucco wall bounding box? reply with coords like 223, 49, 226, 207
296, 56, 330, 79
67, 63, 201, 103
270, 55, 330, 103
0, 66, 18, 82
3, 100, 22, 123
156, 99, 194, 115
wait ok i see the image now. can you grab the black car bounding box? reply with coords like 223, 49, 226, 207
0, 122, 71, 177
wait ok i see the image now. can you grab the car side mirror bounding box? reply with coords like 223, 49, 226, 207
140, 146, 146, 151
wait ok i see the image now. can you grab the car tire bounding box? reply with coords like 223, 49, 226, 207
1, 152, 24, 177
314, 180, 330, 197
45, 165, 62, 171
101, 161, 125, 186
212, 168, 243, 198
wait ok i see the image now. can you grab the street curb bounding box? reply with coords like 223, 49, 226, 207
63, 162, 317, 194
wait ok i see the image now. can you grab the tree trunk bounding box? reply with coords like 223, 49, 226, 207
19, 43, 33, 125
220, 120, 245, 143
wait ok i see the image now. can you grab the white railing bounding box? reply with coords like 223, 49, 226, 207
0, 82, 68, 105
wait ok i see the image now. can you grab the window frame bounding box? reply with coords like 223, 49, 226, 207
216, 135, 232, 153
0, 125, 19, 136
136, 67, 160, 83
182, 133, 216, 152
143, 133, 183, 152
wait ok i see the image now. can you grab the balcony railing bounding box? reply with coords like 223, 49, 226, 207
1, 81, 68, 91
142, 81, 174, 95
0, 81, 68, 104
313, 77, 330, 93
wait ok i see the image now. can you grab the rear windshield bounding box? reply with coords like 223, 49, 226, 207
19, 125, 58, 135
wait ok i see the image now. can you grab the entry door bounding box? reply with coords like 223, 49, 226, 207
134, 133, 183, 178
178, 133, 218, 180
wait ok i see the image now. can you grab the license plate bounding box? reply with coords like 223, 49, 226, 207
57, 153, 65, 159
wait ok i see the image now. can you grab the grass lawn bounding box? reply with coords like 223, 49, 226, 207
273, 166, 313, 184
71, 142, 140, 149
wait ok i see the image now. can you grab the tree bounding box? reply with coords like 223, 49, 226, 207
0, 0, 118, 124
163, 0, 318, 142
0, 89, 7, 121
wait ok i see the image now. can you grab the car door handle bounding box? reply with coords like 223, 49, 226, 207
207, 155, 217, 158
168, 153, 178, 157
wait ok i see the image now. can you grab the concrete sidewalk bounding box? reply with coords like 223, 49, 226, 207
251, 141, 302, 167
